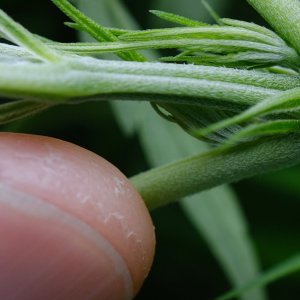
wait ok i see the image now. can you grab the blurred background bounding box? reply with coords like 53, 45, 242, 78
2, 0, 300, 299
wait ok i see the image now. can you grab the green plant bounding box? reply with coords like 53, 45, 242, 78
2, 0, 300, 298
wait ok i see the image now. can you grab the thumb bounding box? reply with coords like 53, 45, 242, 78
0, 133, 155, 300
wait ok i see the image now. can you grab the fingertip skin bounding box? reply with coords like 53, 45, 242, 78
0, 132, 155, 299
0, 185, 133, 300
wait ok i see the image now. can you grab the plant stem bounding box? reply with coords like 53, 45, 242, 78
247, 0, 300, 56
131, 135, 300, 210
0, 61, 276, 107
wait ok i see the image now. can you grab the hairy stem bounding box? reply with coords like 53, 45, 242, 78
131, 135, 300, 210
0, 61, 276, 107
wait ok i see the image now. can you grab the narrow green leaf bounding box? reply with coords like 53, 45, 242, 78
149, 10, 207, 27
0, 9, 60, 62
64, 21, 134, 36
51, 0, 116, 42
150, 0, 229, 28
247, 0, 300, 55
120, 26, 279, 47
201, 0, 222, 25
51, 0, 145, 62
216, 253, 300, 300
0, 100, 51, 124
163, 52, 288, 69
181, 190, 265, 300
220, 18, 284, 44
64, 21, 84, 31
226, 120, 300, 145
195, 87, 300, 138
238, 87, 300, 118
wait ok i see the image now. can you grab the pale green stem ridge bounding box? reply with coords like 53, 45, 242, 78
247, 0, 300, 56
132, 135, 300, 210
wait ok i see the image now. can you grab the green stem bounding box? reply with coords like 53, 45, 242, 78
131, 135, 300, 210
0, 61, 276, 107
247, 0, 300, 55
2, 44, 298, 91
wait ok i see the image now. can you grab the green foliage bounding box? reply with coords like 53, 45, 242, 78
149, 9, 207, 27
225, 120, 300, 145
0, 9, 60, 62
1, 0, 300, 148
216, 253, 300, 300
247, 0, 300, 55
86, 2, 265, 299
2, 1, 300, 298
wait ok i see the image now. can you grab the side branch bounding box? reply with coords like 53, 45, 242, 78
131, 134, 300, 210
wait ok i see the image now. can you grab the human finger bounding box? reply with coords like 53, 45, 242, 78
0, 133, 155, 300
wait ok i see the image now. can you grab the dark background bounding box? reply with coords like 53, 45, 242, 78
2, 0, 300, 299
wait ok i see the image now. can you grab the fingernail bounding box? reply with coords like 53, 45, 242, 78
0, 183, 133, 300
